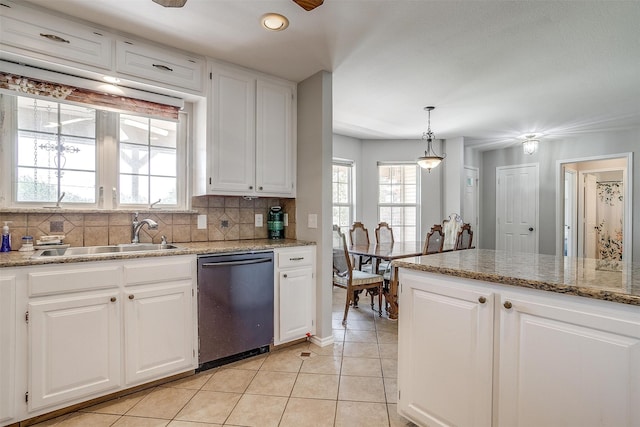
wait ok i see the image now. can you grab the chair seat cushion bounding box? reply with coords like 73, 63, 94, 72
334, 270, 383, 287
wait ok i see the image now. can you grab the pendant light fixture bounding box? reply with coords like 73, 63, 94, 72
417, 106, 445, 172
522, 134, 539, 155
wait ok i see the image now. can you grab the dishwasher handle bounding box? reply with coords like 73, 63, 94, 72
201, 257, 272, 267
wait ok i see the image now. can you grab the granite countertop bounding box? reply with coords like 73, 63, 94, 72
0, 239, 315, 268
393, 249, 640, 306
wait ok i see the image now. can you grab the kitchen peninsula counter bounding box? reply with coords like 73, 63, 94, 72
0, 239, 314, 268
393, 248, 640, 306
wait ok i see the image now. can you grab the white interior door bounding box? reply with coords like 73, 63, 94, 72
583, 173, 597, 258
463, 166, 479, 246
496, 164, 539, 253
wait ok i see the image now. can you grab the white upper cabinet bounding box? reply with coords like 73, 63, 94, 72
115, 39, 205, 93
208, 61, 296, 197
0, 0, 113, 70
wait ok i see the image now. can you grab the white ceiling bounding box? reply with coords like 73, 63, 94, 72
24, 0, 640, 150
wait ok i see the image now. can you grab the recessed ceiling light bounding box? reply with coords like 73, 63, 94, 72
261, 13, 289, 31
103, 76, 120, 84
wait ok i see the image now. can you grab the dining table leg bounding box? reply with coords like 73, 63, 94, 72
386, 265, 399, 320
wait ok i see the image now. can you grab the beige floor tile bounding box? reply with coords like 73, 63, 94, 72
345, 329, 378, 343
387, 403, 418, 426
174, 390, 241, 424
112, 415, 169, 426
378, 343, 398, 360
127, 387, 197, 419
333, 329, 346, 342
168, 421, 222, 427
32, 414, 70, 426
300, 355, 342, 375
201, 368, 256, 393
223, 354, 267, 370
335, 401, 390, 427
343, 319, 377, 331
46, 412, 121, 427
273, 341, 311, 357
377, 330, 399, 344
381, 358, 398, 378
310, 342, 344, 357
343, 342, 380, 358
384, 377, 397, 403
162, 372, 213, 390
81, 389, 151, 415
245, 370, 297, 396
225, 394, 288, 427
279, 398, 337, 427
291, 373, 339, 400
259, 351, 303, 372
338, 376, 386, 403
341, 356, 382, 377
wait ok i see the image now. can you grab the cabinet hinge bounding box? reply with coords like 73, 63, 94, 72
25, 311, 29, 324
192, 289, 194, 297
25, 391, 29, 403
398, 389, 401, 401
209, 72, 212, 80
209, 177, 212, 185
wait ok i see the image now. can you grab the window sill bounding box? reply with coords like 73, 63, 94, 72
0, 208, 198, 214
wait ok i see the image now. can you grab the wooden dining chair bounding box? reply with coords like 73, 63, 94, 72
349, 221, 372, 271
423, 224, 445, 254
455, 223, 474, 250
333, 225, 383, 325
375, 222, 394, 245
442, 213, 463, 251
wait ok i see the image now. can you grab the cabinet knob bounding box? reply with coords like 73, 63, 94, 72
259, 186, 263, 190
503, 301, 513, 309
478, 296, 486, 304
110, 297, 117, 302
129, 294, 135, 300
283, 274, 288, 278
249, 186, 253, 190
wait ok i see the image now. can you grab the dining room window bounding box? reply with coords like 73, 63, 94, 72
332, 160, 354, 233
378, 162, 419, 241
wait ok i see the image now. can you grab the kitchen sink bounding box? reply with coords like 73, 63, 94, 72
32, 243, 181, 258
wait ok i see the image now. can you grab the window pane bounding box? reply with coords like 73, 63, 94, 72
149, 146, 177, 176
377, 164, 419, 242
59, 105, 96, 138
16, 167, 56, 202
57, 136, 96, 171
150, 176, 177, 204
120, 115, 149, 144
120, 143, 149, 175
150, 118, 177, 148
17, 97, 59, 132
60, 171, 96, 203
120, 175, 149, 204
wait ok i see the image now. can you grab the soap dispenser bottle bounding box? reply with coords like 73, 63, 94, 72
1, 221, 12, 252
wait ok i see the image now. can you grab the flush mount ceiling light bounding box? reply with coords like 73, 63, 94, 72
417, 106, 445, 172
261, 13, 289, 31
522, 134, 540, 155
152, 0, 187, 7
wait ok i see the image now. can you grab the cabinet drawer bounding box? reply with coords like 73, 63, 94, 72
0, 1, 112, 69
28, 266, 120, 297
277, 248, 314, 268
116, 40, 204, 92
124, 257, 193, 285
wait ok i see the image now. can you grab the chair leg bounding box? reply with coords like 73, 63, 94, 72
343, 290, 351, 325
378, 285, 383, 316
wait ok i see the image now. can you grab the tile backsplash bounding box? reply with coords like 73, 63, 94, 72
0, 196, 296, 250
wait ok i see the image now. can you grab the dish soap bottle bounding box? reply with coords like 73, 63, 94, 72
1, 221, 12, 252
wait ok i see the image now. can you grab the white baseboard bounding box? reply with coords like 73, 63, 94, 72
309, 334, 334, 347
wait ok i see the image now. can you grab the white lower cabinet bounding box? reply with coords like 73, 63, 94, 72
0, 275, 16, 425
28, 291, 121, 412
274, 246, 316, 345
398, 269, 640, 427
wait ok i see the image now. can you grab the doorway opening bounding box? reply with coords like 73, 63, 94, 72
556, 154, 632, 263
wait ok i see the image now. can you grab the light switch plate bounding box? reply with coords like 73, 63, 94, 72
255, 213, 263, 227
197, 214, 207, 229
308, 213, 317, 229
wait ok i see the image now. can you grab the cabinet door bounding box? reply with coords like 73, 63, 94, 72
255, 79, 295, 196
497, 291, 640, 427
124, 281, 194, 385
0, 275, 16, 424
397, 270, 493, 427
277, 267, 314, 345
0, 0, 112, 69
209, 66, 256, 194
28, 292, 121, 411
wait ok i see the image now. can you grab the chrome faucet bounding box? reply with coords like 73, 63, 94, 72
131, 212, 158, 244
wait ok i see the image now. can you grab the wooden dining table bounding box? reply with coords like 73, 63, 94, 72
348, 241, 423, 320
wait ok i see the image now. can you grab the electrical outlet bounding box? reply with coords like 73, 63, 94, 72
255, 213, 263, 227
197, 214, 207, 229
308, 214, 317, 229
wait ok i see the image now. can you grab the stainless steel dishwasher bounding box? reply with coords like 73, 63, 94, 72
197, 251, 274, 370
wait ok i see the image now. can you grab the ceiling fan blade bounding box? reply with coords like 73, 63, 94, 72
292, 0, 324, 11
152, 0, 187, 7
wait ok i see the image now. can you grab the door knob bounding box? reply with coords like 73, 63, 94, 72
528, 227, 534, 232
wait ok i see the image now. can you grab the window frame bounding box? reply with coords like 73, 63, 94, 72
332, 159, 355, 234
0, 93, 188, 210
377, 161, 421, 242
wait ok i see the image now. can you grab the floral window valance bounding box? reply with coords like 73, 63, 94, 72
0, 73, 180, 120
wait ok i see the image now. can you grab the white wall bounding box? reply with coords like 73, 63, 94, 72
296, 70, 333, 343
333, 137, 444, 241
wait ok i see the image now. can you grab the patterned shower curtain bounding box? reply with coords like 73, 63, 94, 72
595, 181, 623, 261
